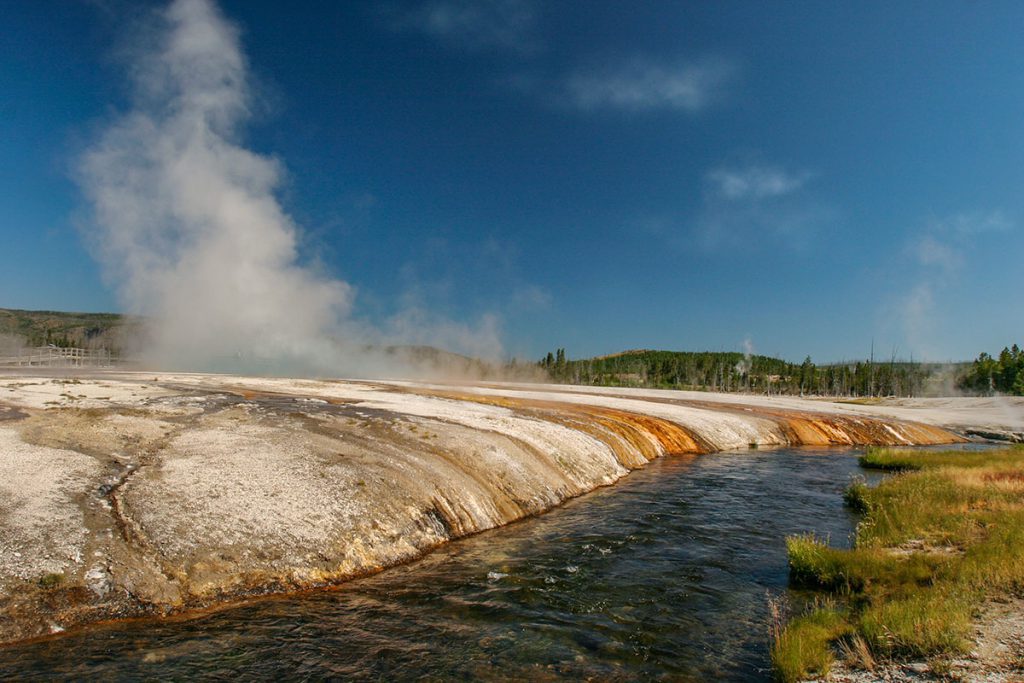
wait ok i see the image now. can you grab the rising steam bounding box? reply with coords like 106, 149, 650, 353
78, 0, 502, 377
79, 0, 351, 373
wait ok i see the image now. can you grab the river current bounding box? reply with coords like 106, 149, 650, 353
1, 447, 891, 680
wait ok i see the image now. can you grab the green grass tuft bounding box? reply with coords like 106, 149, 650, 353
860, 444, 1024, 471
858, 588, 971, 658
771, 608, 851, 683
37, 572, 65, 589
844, 476, 871, 513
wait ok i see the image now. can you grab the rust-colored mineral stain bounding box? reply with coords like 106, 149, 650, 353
754, 410, 964, 447
396, 388, 713, 467
593, 410, 707, 455
595, 393, 964, 448
730, 409, 958, 448
396, 386, 963, 453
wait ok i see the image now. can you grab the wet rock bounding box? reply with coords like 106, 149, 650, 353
84, 565, 112, 598
966, 428, 1024, 443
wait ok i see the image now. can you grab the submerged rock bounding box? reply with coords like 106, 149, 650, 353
966, 428, 1024, 443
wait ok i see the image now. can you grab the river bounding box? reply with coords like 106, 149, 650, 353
0, 447, 895, 681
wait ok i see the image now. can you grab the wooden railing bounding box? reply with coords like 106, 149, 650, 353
0, 346, 117, 368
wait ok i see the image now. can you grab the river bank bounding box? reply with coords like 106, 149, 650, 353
0, 447, 892, 679
778, 444, 1024, 682
0, 371, 1008, 646
821, 595, 1024, 682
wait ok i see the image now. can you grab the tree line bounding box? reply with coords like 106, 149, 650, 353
958, 345, 1024, 396
538, 348, 957, 397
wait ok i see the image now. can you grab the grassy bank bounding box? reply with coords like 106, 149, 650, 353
772, 444, 1024, 682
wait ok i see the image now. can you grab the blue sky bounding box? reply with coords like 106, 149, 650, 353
2, 0, 1022, 363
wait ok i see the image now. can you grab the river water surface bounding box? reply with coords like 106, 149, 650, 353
1, 447, 890, 680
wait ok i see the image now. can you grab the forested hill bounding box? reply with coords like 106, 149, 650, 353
0, 308, 130, 351
537, 348, 964, 398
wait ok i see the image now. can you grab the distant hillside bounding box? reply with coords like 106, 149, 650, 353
0, 309, 543, 380
539, 348, 970, 398
383, 345, 485, 377
0, 308, 132, 352
375, 345, 540, 381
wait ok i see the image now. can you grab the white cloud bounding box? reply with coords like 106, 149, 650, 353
907, 210, 1012, 274
693, 162, 825, 250
509, 284, 552, 311
389, 7, 736, 116
914, 235, 961, 271
388, 0, 537, 54
928, 210, 1011, 237
562, 58, 735, 112
638, 163, 823, 252
707, 165, 811, 200
892, 209, 1014, 359
696, 203, 830, 251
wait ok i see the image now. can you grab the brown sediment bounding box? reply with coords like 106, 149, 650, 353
0, 404, 28, 422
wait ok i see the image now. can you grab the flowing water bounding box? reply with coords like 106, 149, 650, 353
0, 446, 957, 680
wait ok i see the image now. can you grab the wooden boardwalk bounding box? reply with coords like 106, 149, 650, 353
0, 346, 116, 368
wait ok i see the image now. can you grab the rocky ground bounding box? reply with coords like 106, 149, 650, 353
820, 598, 1024, 682
0, 371, 1013, 646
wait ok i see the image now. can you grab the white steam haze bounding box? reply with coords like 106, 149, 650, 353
78, 0, 504, 376
891, 211, 1011, 362
734, 336, 754, 376
0, 334, 26, 357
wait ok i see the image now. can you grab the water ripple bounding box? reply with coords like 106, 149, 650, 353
0, 447, 880, 681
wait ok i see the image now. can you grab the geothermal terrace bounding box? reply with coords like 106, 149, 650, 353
0, 371, 1020, 644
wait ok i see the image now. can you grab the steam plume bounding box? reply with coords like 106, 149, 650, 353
79, 0, 356, 373
78, 0, 509, 377
734, 336, 754, 376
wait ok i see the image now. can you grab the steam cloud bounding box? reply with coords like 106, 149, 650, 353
734, 336, 754, 376
78, 0, 503, 376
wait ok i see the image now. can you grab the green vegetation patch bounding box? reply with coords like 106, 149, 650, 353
959, 344, 1024, 396
37, 572, 65, 589
772, 445, 1024, 681
858, 588, 971, 658
537, 347, 969, 397
771, 607, 852, 683
0, 307, 131, 351
860, 445, 1024, 471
